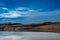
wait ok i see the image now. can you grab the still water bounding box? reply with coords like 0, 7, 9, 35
0, 32, 60, 40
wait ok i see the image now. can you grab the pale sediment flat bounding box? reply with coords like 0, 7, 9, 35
0, 32, 60, 40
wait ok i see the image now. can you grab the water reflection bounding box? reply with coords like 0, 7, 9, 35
0, 32, 60, 40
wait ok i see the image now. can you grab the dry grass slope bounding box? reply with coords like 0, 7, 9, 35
0, 22, 60, 32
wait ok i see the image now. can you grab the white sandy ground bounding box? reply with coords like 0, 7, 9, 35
0, 32, 60, 40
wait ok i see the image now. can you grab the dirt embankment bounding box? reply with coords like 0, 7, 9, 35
0, 22, 60, 32
32, 23, 60, 32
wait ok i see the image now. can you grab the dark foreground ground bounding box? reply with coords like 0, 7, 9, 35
0, 22, 60, 32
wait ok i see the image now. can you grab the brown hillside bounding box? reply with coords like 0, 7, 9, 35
0, 22, 60, 32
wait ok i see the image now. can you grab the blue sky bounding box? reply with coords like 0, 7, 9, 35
0, 0, 60, 24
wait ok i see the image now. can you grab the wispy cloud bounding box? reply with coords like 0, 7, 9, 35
19, 9, 60, 24
0, 11, 24, 18
0, 7, 36, 18
1, 8, 8, 10
0, 7, 60, 18
16, 7, 28, 11
0, 7, 60, 23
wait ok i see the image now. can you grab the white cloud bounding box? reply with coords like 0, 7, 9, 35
16, 7, 28, 10
0, 7, 36, 18
0, 7, 60, 19
1, 8, 8, 10
16, 8, 60, 17
0, 11, 24, 18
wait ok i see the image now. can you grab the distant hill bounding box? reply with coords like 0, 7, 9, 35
0, 22, 60, 33
0, 22, 22, 25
